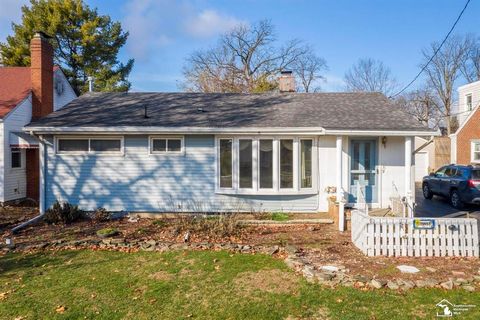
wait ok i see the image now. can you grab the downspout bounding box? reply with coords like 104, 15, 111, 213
11, 133, 47, 233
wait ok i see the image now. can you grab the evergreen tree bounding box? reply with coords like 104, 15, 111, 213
0, 0, 133, 94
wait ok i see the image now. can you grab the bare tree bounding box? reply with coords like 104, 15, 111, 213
461, 35, 480, 83
292, 48, 328, 92
182, 20, 314, 93
396, 87, 442, 128
422, 35, 471, 134
344, 58, 398, 96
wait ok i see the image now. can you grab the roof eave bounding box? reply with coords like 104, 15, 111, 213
24, 126, 438, 136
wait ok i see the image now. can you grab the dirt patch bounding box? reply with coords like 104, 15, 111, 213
233, 269, 299, 295
149, 271, 174, 281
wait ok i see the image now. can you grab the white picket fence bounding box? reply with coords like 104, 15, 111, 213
351, 210, 479, 257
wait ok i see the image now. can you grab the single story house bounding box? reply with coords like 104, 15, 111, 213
450, 80, 480, 165
24, 76, 437, 216
0, 32, 76, 203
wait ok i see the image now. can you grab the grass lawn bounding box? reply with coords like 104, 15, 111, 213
0, 250, 479, 319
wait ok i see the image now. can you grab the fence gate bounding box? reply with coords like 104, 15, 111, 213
351, 210, 479, 257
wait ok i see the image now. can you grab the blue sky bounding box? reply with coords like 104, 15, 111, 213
1, 0, 479, 92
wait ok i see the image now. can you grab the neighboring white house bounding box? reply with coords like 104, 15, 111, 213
0, 32, 76, 203
455, 80, 480, 127
450, 80, 480, 164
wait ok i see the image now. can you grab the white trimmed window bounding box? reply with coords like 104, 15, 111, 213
216, 137, 316, 193
149, 136, 184, 154
466, 94, 473, 111
56, 137, 123, 154
472, 141, 480, 163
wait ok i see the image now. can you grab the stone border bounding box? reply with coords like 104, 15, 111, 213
1, 238, 282, 257
283, 245, 480, 292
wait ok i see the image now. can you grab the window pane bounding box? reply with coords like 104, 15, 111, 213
474, 152, 480, 161
167, 139, 182, 152
58, 139, 88, 152
259, 140, 273, 188
219, 139, 232, 188
474, 143, 480, 152
239, 139, 252, 188
90, 139, 121, 152
152, 139, 167, 152
300, 140, 312, 188
11, 151, 21, 168
280, 139, 293, 188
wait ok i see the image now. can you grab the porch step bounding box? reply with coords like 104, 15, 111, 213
237, 219, 334, 226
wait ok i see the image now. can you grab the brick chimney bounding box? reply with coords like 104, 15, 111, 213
279, 71, 295, 93
30, 31, 53, 120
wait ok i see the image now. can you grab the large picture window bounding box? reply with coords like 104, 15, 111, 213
217, 137, 314, 193
219, 139, 233, 188
239, 139, 253, 188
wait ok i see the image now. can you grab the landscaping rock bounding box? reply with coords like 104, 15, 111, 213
440, 280, 454, 290
415, 280, 427, 288
452, 271, 466, 276
401, 280, 415, 290
284, 257, 304, 270
316, 272, 334, 282
320, 265, 339, 272
285, 245, 299, 255
454, 278, 468, 285
462, 285, 476, 292
353, 275, 370, 283
425, 267, 437, 273
269, 246, 280, 255
473, 275, 480, 282
302, 266, 316, 279
370, 279, 386, 289
387, 281, 399, 290
396, 265, 420, 274
425, 278, 440, 288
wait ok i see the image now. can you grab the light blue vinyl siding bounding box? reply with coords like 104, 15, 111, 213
45, 135, 319, 212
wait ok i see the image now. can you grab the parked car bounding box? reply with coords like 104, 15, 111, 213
422, 164, 480, 209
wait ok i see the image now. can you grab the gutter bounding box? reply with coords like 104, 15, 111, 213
11, 133, 47, 234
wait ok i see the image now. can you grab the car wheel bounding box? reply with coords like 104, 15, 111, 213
422, 184, 433, 199
450, 190, 464, 209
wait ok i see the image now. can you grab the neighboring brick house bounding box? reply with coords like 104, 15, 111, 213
451, 105, 480, 165
0, 32, 76, 203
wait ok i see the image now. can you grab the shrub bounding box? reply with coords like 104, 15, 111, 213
152, 219, 167, 228
271, 212, 289, 221
92, 207, 112, 222
173, 213, 240, 238
96, 228, 119, 238
44, 201, 83, 224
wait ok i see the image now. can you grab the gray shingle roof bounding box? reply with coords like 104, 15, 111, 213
27, 92, 434, 132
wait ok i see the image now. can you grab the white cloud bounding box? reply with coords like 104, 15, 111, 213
122, 0, 243, 61
184, 9, 242, 38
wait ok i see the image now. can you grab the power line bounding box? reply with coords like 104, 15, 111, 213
389, 0, 472, 99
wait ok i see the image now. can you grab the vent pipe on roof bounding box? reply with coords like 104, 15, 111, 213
144, 105, 149, 118
87, 76, 94, 92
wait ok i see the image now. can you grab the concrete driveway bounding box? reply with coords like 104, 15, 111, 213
414, 182, 480, 218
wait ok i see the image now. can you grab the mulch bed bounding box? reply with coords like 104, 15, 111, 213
1, 207, 479, 283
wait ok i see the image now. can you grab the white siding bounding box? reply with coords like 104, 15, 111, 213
378, 136, 407, 208
457, 80, 480, 126
53, 69, 77, 111
1, 70, 76, 202
45, 135, 319, 213
0, 123, 4, 202
43, 134, 411, 213
3, 96, 31, 201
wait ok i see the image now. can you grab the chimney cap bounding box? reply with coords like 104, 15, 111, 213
33, 31, 53, 39
280, 70, 293, 75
